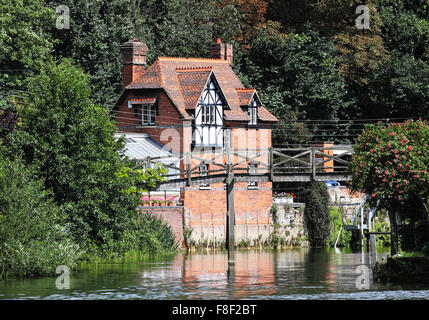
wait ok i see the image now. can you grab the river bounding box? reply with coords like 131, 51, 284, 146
1, 247, 429, 300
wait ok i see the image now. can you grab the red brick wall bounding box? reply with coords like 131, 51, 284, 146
183, 128, 274, 246
140, 206, 185, 247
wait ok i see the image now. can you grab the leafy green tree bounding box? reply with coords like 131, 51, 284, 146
266, 0, 388, 86
0, 0, 54, 93
349, 120, 429, 222
365, 53, 429, 120
50, 0, 240, 107
241, 26, 350, 144
0, 157, 81, 278
0, 0, 55, 116
376, 0, 429, 60
6, 59, 141, 253
50, 0, 135, 106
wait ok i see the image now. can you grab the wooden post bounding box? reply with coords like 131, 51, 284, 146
311, 147, 316, 180
186, 152, 191, 186
226, 173, 235, 265
269, 147, 274, 181
225, 143, 235, 265
366, 208, 370, 252
369, 234, 377, 265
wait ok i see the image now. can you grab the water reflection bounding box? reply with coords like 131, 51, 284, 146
1, 248, 429, 300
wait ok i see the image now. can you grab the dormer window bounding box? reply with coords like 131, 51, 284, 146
248, 96, 259, 125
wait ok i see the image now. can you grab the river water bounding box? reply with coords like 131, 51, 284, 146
1, 247, 429, 300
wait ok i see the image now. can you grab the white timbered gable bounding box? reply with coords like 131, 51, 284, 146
193, 73, 226, 147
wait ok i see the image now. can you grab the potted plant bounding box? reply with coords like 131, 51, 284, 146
166, 197, 175, 206
273, 192, 296, 204
141, 197, 150, 206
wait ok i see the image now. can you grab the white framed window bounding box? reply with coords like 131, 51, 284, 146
141, 104, 156, 125
199, 163, 210, 189
202, 105, 216, 124
248, 163, 258, 189
248, 95, 259, 125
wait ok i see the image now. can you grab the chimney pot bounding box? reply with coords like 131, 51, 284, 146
216, 38, 222, 44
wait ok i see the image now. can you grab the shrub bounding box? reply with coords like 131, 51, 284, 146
303, 181, 331, 247
349, 119, 429, 222
0, 158, 81, 278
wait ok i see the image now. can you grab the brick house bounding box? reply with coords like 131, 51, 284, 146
113, 38, 278, 247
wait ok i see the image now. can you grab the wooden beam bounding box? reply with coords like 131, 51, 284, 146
226, 175, 235, 264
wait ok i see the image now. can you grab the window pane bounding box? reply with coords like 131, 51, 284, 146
141, 105, 147, 124
151, 105, 156, 124
210, 106, 215, 124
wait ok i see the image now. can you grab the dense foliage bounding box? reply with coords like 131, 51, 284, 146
0, 60, 175, 278
349, 120, 429, 222
304, 182, 331, 247
0, 157, 81, 278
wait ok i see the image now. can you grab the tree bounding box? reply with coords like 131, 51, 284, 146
0, 0, 55, 92
365, 53, 429, 120
0, 156, 81, 278
50, 0, 241, 107
303, 181, 331, 247
6, 59, 141, 253
241, 26, 351, 144
349, 120, 429, 222
376, 0, 429, 61
0, 0, 55, 120
50, 0, 135, 107
266, 0, 388, 86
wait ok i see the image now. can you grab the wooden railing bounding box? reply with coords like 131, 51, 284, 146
132, 145, 354, 188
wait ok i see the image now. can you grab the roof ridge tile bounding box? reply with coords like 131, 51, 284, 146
158, 57, 227, 63
176, 66, 213, 72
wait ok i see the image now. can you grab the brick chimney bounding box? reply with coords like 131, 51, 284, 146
210, 38, 233, 65
120, 39, 148, 88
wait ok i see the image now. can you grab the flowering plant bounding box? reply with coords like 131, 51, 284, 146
274, 192, 296, 198
166, 197, 176, 204
349, 119, 429, 220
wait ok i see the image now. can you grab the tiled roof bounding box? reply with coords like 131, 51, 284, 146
176, 68, 212, 110
236, 88, 256, 106
125, 57, 278, 123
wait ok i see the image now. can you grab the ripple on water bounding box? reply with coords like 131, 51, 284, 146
1, 248, 429, 300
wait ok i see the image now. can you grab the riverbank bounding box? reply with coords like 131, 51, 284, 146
373, 255, 429, 284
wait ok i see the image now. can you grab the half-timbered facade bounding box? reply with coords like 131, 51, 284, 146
114, 38, 278, 246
